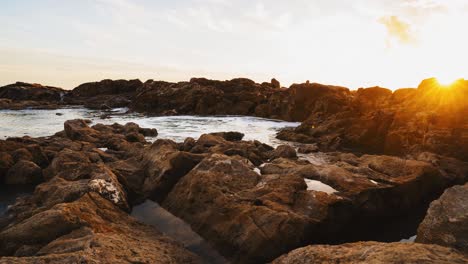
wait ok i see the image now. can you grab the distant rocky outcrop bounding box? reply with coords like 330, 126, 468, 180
277, 78, 468, 162
64, 79, 143, 109
127, 77, 357, 122
0, 82, 65, 110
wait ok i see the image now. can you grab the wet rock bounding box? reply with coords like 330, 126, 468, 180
272, 241, 468, 264
64, 119, 98, 142
256, 152, 453, 242
125, 132, 145, 143
270, 145, 297, 160
182, 137, 196, 151
417, 183, 468, 254
5, 160, 42, 185
293, 154, 448, 220
196, 134, 227, 148
210, 131, 245, 141
297, 144, 319, 154
163, 154, 347, 263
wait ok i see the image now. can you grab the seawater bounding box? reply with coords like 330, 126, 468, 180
0, 108, 299, 147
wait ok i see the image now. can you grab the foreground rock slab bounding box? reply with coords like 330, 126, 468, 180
0, 193, 202, 263
272, 241, 468, 264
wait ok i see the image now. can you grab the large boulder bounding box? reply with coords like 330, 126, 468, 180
163, 154, 347, 263
261, 152, 456, 242
0, 193, 202, 263
417, 183, 468, 254
272, 241, 468, 264
140, 139, 205, 202
270, 144, 297, 160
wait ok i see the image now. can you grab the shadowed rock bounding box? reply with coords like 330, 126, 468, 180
417, 183, 468, 254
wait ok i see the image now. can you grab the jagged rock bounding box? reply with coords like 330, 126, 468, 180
270, 145, 297, 160
163, 154, 347, 263
0, 193, 202, 263
278, 78, 468, 161
140, 139, 205, 202
64, 119, 98, 142
417, 183, 468, 254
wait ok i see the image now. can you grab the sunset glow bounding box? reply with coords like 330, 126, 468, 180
0, 0, 467, 89
435, 76, 460, 88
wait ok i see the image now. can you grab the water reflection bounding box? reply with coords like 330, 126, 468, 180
132, 200, 229, 264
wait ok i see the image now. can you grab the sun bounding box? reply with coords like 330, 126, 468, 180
435, 75, 460, 87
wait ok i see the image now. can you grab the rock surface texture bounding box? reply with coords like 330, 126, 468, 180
271, 242, 468, 264
0, 120, 203, 263
417, 183, 468, 254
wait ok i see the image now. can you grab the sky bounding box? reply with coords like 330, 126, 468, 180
1, 0, 467, 90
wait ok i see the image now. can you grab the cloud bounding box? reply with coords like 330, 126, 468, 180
379, 15, 415, 46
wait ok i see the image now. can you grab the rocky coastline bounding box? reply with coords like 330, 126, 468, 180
0, 77, 467, 263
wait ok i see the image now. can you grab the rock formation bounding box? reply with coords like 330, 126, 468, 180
277, 78, 468, 161
417, 183, 468, 254
272, 241, 468, 264
1, 76, 467, 263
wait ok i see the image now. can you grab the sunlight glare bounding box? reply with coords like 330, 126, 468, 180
435, 75, 459, 88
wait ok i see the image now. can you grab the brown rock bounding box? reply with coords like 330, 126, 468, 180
5, 160, 42, 185
210, 131, 245, 141
163, 154, 346, 263
0, 193, 202, 263
297, 144, 319, 154
64, 119, 98, 142
417, 183, 468, 254
0, 82, 64, 102
270, 145, 297, 160
272, 241, 468, 264
0, 152, 14, 180
277, 78, 468, 161
141, 139, 205, 202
